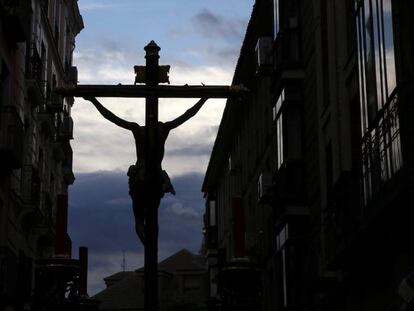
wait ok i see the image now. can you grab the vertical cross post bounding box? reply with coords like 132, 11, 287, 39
144, 40, 160, 311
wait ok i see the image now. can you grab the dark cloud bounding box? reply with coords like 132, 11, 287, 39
192, 9, 248, 44
212, 46, 242, 64
68, 171, 206, 293
166, 143, 213, 157
68, 171, 205, 275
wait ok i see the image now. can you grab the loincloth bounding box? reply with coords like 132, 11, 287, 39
127, 164, 175, 197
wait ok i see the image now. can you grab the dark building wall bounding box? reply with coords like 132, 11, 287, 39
0, 0, 83, 309
203, 0, 414, 310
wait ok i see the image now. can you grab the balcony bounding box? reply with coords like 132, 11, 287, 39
26, 46, 47, 106
0, 106, 24, 171
361, 89, 402, 208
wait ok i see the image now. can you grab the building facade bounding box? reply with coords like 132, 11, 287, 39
0, 0, 83, 309
202, 0, 414, 310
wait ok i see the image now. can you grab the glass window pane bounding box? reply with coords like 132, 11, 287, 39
273, 0, 280, 39
382, 0, 396, 96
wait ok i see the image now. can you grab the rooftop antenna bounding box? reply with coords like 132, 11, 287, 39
121, 250, 126, 272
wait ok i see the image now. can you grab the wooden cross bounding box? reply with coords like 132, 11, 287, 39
57, 41, 248, 311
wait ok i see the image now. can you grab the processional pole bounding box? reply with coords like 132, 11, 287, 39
143, 41, 160, 311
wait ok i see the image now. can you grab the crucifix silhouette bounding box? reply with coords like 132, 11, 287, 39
58, 41, 247, 311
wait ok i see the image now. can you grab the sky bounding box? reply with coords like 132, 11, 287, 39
68, 0, 255, 295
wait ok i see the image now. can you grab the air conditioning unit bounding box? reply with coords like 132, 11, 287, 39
60, 116, 73, 139
255, 37, 273, 73
257, 172, 273, 203
228, 155, 241, 175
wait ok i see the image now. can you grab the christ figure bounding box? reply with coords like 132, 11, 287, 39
83, 97, 208, 244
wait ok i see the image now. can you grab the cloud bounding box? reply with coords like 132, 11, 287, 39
192, 9, 248, 44
71, 93, 225, 175
71, 46, 227, 175
71, 119, 220, 176
166, 143, 214, 157
71, 31, 232, 176
166, 203, 199, 218
68, 171, 206, 295
105, 197, 131, 206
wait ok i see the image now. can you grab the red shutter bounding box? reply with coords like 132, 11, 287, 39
55, 194, 69, 256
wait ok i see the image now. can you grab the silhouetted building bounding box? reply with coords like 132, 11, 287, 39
93, 249, 209, 311
202, 0, 414, 310
0, 0, 83, 309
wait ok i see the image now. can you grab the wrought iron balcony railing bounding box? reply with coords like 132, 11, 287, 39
361, 88, 403, 206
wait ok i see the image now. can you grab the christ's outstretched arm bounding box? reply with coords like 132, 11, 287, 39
164, 98, 208, 130
84, 97, 138, 130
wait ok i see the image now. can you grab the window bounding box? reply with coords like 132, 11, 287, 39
276, 224, 289, 307
356, 0, 402, 204
276, 224, 289, 251
273, 90, 285, 169
356, 0, 396, 130
273, 0, 280, 39
273, 0, 300, 38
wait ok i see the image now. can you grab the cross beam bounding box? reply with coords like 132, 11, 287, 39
56, 84, 249, 99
